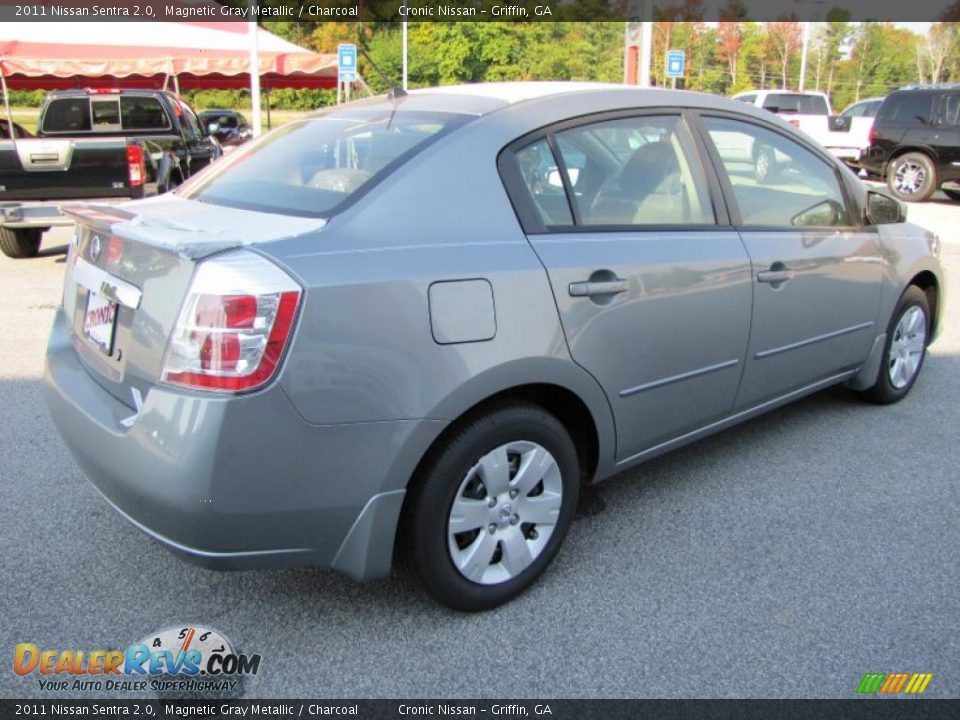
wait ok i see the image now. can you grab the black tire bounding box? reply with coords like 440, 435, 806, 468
0, 227, 42, 259
753, 144, 781, 183
886, 152, 937, 202
402, 401, 580, 611
857, 285, 931, 405
942, 188, 960, 202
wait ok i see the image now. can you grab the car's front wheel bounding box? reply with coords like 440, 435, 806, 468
857, 285, 931, 404
887, 152, 937, 202
402, 401, 579, 611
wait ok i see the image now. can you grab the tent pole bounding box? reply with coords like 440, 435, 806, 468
402, 21, 408, 91
247, 0, 262, 137
0, 70, 16, 142
172, 74, 180, 95
265, 84, 271, 130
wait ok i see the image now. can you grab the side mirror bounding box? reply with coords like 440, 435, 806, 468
206, 122, 220, 135
866, 190, 905, 225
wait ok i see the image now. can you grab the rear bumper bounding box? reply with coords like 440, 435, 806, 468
43, 309, 438, 580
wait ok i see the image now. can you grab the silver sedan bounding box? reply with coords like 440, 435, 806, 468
44, 83, 944, 610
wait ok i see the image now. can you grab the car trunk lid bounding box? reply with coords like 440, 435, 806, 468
61, 195, 323, 410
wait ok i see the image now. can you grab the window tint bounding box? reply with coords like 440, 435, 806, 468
42, 98, 92, 133
761, 94, 829, 115
181, 110, 470, 218
514, 139, 574, 226
551, 116, 714, 226
120, 97, 170, 131
940, 93, 960, 126
704, 117, 849, 228
841, 102, 866, 118
91, 99, 120, 127
878, 93, 934, 124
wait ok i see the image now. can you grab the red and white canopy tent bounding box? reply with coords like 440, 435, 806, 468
0, 21, 339, 91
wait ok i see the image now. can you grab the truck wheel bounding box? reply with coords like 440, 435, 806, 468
887, 152, 937, 202
0, 227, 42, 259
753, 144, 781, 183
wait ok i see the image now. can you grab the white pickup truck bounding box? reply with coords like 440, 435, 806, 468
731, 90, 883, 172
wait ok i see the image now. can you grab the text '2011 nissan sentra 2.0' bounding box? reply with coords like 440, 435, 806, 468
45, 82, 944, 611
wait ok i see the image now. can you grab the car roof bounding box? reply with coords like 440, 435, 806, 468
734, 89, 829, 98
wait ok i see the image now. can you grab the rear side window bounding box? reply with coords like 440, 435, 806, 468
940, 93, 960, 126
42, 98, 92, 132
878, 93, 934, 124
761, 94, 829, 115
735, 94, 757, 105
120, 96, 171, 131
181, 110, 470, 217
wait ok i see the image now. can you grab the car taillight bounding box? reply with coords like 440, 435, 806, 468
868, 126, 876, 145
127, 144, 144, 187
161, 251, 302, 393
788, 119, 800, 127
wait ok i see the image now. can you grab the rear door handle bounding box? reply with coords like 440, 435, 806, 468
757, 269, 794, 284
568, 280, 629, 297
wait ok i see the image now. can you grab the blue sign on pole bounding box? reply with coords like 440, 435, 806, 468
666, 49, 686, 79
338, 43, 357, 83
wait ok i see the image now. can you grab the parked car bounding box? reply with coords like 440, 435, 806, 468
731, 89, 833, 178
0, 88, 221, 259
197, 109, 253, 151
44, 83, 943, 611
861, 84, 960, 202
821, 96, 884, 169
0, 118, 33, 139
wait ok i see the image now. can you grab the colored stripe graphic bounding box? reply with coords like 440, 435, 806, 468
857, 672, 932, 694
857, 673, 886, 693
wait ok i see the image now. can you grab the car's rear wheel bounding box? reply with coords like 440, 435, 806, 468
402, 401, 579, 611
857, 285, 930, 404
887, 152, 937, 202
0, 227, 42, 259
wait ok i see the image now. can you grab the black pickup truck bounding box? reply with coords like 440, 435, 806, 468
0, 89, 221, 258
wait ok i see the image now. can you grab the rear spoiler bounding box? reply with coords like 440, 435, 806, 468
64, 204, 138, 234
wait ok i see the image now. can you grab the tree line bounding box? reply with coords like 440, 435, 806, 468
8, 19, 960, 113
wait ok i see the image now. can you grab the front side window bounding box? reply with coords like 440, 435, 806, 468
552, 115, 714, 226
180, 109, 470, 218
704, 117, 850, 228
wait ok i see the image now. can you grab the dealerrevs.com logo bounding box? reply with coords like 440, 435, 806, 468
14, 625, 261, 694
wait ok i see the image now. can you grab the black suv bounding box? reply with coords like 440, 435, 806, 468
862, 85, 960, 202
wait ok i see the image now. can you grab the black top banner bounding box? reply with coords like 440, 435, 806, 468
1, 700, 960, 719
0, 0, 959, 22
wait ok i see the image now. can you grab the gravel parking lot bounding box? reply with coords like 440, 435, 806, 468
1, 192, 957, 699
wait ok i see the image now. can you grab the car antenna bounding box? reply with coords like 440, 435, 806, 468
357, 46, 407, 100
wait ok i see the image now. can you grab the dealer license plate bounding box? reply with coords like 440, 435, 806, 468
83, 290, 118, 356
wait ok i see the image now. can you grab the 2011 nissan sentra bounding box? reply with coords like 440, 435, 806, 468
44, 83, 944, 611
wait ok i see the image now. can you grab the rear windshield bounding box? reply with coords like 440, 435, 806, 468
180, 109, 471, 218
42, 96, 171, 133
761, 94, 829, 115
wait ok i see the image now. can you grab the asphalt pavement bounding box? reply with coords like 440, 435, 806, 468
1, 195, 958, 700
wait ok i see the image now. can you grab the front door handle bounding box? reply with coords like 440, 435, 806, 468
757, 268, 794, 284
569, 279, 629, 297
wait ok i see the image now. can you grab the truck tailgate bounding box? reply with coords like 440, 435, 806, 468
0, 137, 132, 201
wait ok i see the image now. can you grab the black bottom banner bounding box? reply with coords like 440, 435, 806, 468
2, 699, 959, 720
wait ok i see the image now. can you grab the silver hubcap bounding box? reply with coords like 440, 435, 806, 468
756, 151, 769, 178
894, 160, 926, 195
447, 441, 563, 585
888, 305, 927, 389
